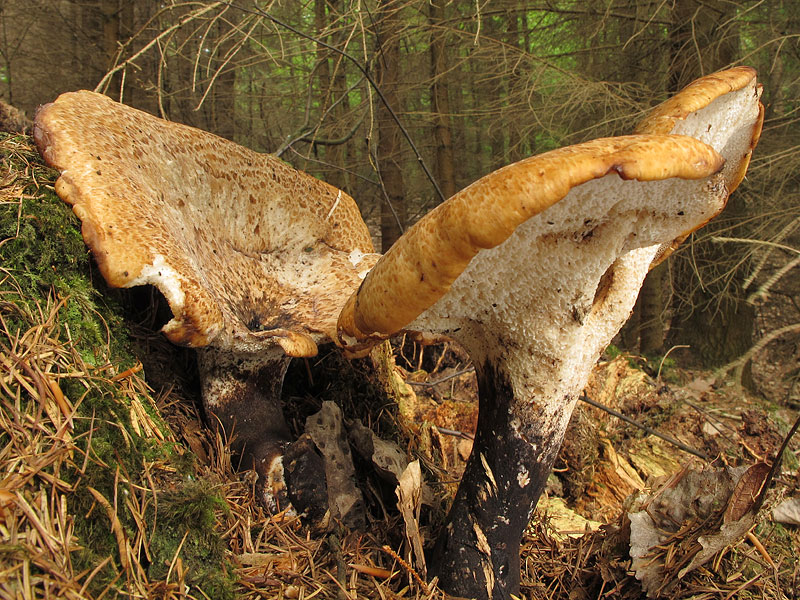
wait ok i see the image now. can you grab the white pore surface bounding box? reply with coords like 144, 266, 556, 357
668, 80, 761, 183
409, 173, 727, 432
670, 82, 758, 148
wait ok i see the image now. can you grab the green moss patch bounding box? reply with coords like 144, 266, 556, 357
0, 133, 235, 599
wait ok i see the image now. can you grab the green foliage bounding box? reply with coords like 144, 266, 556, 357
146, 481, 236, 599
0, 135, 129, 366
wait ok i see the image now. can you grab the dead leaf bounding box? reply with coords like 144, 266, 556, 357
349, 419, 408, 483
536, 497, 601, 539
306, 401, 365, 529
772, 497, 800, 526
396, 460, 426, 578
457, 438, 473, 461
626, 462, 767, 597
686, 377, 715, 397
724, 462, 769, 523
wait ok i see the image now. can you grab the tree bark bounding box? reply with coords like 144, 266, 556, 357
666, 0, 753, 365
322, 0, 352, 192
638, 260, 668, 354
375, 3, 406, 252
429, 0, 456, 200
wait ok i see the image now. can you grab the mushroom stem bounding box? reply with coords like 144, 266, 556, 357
425, 247, 658, 598
430, 361, 571, 599
197, 348, 293, 504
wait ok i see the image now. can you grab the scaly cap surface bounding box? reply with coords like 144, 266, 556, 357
35, 91, 377, 356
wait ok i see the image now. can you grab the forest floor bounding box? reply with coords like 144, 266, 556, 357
1, 131, 798, 600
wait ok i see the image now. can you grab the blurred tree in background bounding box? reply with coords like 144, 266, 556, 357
1, 0, 797, 369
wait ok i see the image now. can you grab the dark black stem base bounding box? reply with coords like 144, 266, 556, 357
197, 349, 332, 518
429, 362, 572, 599
197, 349, 292, 475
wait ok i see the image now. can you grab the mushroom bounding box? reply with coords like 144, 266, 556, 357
338, 68, 763, 598
34, 91, 378, 513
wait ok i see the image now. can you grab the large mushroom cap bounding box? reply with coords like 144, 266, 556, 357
338, 134, 726, 342
35, 91, 377, 357
338, 67, 764, 345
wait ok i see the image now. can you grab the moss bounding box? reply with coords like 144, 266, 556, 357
147, 480, 236, 599
0, 133, 237, 598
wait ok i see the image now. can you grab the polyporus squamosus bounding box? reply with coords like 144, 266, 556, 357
34, 91, 378, 517
338, 67, 763, 599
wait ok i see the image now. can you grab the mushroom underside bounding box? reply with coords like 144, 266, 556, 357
413, 174, 724, 597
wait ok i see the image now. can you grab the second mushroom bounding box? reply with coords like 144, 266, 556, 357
34, 91, 379, 522
338, 67, 764, 599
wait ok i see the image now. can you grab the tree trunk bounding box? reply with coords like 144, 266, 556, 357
638, 261, 668, 354
665, 0, 752, 366
375, 3, 406, 252
429, 0, 456, 200
323, 0, 352, 192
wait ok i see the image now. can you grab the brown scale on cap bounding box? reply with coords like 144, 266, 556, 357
337, 68, 764, 599
35, 91, 378, 516
35, 91, 376, 354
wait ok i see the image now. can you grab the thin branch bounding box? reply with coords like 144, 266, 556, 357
285, 147, 380, 187
743, 215, 800, 290
276, 75, 366, 156
299, 117, 364, 147
754, 411, 800, 514
711, 236, 799, 255
435, 426, 474, 441
724, 322, 800, 385
96, 2, 224, 94
747, 255, 800, 305
405, 367, 475, 388
579, 392, 710, 461
231, 2, 445, 203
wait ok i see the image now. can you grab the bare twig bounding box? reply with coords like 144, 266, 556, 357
579, 392, 710, 460
405, 366, 475, 388
96, 3, 224, 94
233, 2, 445, 203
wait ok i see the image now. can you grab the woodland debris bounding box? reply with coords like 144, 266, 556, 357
305, 401, 366, 528
627, 461, 771, 597
772, 497, 800, 526
396, 460, 427, 578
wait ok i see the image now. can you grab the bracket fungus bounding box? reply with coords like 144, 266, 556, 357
338, 68, 763, 599
34, 91, 378, 512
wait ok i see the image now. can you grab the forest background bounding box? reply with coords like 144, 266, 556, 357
1, 0, 797, 393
